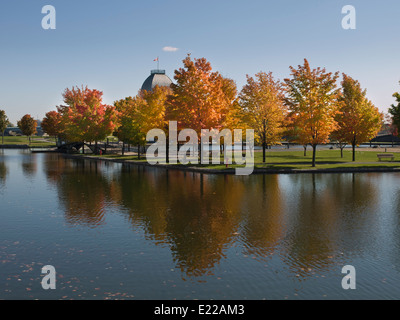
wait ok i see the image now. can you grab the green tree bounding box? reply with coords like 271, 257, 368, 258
0, 110, 10, 145
17, 114, 37, 144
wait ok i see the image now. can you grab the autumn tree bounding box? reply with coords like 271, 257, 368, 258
220, 77, 240, 129
115, 86, 171, 158
58, 86, 118, 153
389, 82, 400, 136
239, 72, 286, 163
330, 123, 348, 159
332, 74, 382, 161
17, 114, 37, 144
382, 113, 398, 146
284, 59, 340, 167
41, 111, 63, 143
284, 113, 310, 156
0, 110, 9, 145
115, 96, 145, 157
166, 54, 234, 159
139, 85, 171, 134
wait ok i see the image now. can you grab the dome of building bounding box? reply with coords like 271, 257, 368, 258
141, 70, 173, 92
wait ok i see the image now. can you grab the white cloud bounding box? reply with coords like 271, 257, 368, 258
163, 46, 179, 52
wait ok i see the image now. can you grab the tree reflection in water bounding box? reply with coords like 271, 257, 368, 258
0, 151, 8, 192
43, 154, 382, 280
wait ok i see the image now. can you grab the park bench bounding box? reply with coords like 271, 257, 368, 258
377, 153, 395, 161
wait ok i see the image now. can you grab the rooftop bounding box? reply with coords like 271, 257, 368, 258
141, 70, 173, 92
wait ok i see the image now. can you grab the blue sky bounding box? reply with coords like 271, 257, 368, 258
0, 0, 399, 124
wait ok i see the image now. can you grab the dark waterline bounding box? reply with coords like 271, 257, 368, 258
1, 149, 400, 300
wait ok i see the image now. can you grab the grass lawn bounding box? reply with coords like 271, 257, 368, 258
95, 148, 400, 171
0, 136, 56, 148
253, 149, 399, 167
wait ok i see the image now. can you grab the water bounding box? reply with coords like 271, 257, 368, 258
1, 149, 400, 300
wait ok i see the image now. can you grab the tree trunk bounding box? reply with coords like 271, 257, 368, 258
122, 141, 125, 156
82, 142, 85, 154
341, 147, 344, 158
352, 142, 356, 162
138, 144, 141, 160
303, 145, 307, 157
262, 119, 266, 163
165, 123, 169, 164
312, 144, 317, 167
166, 137, 169, 164
199, 141, 202, 164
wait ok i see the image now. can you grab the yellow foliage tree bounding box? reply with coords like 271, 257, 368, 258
284, 59, 340, 167
332, 74, 383, 161
115, 85, 171, 158
239, 72, 287, 163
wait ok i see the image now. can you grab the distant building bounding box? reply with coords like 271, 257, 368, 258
4, 127, 22, 136
141, 69, 173, 92
4, 126, 43, 136
370, 134, 400, 144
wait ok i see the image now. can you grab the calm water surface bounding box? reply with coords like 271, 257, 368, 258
1, 149, 400, 300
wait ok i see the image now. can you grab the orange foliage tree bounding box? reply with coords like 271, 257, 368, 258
332, 74, 383, 161
167, 55, 233, 133
284, 59, 340, 167
41, 111, 63, 143
58, 86, 118, 152
284, 113, 310, 156
17, 114, 37, 144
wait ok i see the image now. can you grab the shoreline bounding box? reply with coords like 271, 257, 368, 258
61, 153, 400, 175
0, 144, 30, 149
0, 145, 57, 150
3, 146, 400, 174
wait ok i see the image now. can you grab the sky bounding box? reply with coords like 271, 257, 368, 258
0, 0, 399, 124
